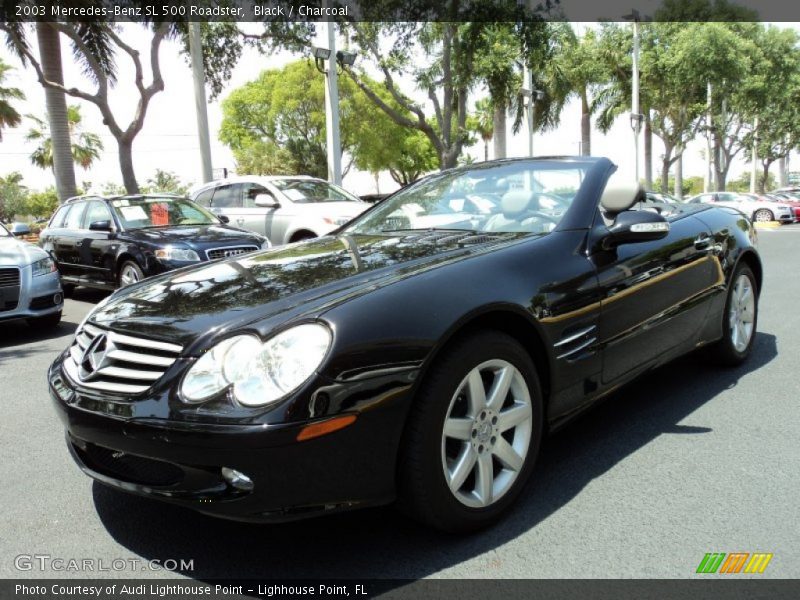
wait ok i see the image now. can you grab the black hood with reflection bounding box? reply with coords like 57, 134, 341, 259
90, 232, 523, 348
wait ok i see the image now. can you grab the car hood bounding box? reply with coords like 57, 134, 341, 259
122, 225, 262, 246
89, 231, 523, 350
0, 236, 48, 266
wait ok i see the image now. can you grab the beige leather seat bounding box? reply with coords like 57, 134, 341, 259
484, 190, 538, 232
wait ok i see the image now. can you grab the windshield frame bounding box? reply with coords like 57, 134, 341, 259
110, 197, 220, 230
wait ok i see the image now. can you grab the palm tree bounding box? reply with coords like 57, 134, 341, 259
0, 59, 24, 141
26, 105, 103, 171
473, 98, 494, 161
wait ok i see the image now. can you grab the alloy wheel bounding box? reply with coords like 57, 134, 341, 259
729, 273, 755, 352
440, 359, 533, 508
120, 264, 141, 286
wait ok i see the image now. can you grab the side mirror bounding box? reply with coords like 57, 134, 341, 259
602, 211, 670, 250
218, 215, 230, 224
254, 193, 280, 208
89, 220, 113, 232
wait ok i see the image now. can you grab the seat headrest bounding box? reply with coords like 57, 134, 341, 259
501, 190, 536, 218
600, 181, 645, 215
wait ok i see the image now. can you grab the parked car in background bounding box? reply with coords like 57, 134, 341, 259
39, 194, 269, 293
642, 191, 684, 216
190, 176, 370, 245
686, 191, 793, 223
0, 222, 63, 328
766, 192, 800, 222
51, 157, 762, 531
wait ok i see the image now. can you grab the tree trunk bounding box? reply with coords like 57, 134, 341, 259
760, 161, 771, 194
484, 141, 488, 162
36, 24, 77, 202
643, 112, 653, 190
660, 143, 673, 195
779, 155, 788, 188
580, 92, 590, 156
674, 150, 683, 198
118, 138, 139, 194
492, 102, 506, 160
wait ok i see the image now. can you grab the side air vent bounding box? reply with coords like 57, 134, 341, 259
554, 324, 598, 361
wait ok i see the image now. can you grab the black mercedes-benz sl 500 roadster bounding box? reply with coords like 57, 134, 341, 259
49, 157, 761, 532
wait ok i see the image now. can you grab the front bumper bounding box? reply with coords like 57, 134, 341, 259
48, 354, 410, 522
0, 266, 62, 322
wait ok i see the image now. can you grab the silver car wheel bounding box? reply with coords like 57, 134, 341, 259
729, 273, 755, 352
753, 209, 773, 222
120, 264, 141, 286
440, 359, 533, 509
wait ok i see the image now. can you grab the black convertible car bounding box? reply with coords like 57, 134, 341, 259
49, 158, 760, 532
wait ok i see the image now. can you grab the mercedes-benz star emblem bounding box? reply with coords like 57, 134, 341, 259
79, 333, 114, 381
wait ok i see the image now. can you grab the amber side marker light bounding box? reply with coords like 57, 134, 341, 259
297, 414, 358, 442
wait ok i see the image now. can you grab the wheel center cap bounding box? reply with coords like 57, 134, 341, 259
476, 421, 492, 443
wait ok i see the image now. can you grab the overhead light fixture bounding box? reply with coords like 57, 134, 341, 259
336, 50, 357, 67
312, 46, 331, 60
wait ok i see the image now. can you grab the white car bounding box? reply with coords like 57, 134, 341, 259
687, 191, 793, 223
189, 176, 370, 245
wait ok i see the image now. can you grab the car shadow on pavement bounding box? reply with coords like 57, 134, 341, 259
92, 332, 777, 582
0, 319, 78, 363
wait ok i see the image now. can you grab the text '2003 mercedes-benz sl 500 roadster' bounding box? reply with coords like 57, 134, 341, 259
49, 157, 761, 532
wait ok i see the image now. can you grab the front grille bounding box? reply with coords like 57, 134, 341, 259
0, 267, 20, 287
77, 442, 184, 486
206, 245, 258, 260
62, 323, 183, 395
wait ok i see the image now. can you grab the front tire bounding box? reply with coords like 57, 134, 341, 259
118, 261, 144, 288
753, 209, 774, 222
709, 263, 758, 366
397, 330, 543, 532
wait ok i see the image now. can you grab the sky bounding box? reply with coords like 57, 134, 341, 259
0, 21, 796, 197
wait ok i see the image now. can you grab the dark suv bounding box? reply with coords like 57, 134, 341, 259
40, 194, 270, 292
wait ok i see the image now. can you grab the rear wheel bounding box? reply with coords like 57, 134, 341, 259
397, 330, 543, 532
753, 209, 774, 222
709, 263, 758, 366
118, 261, 144, 288
27, 311, 61, 329
290, 231, 316, 243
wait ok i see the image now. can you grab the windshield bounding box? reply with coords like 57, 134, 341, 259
111, 198, 219, 229
272, 179, 361, 203
345, 161, 589, 235
0, 223, 9, 237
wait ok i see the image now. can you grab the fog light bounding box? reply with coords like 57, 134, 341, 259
221, 467, 254, 491
53, 293, 63, 305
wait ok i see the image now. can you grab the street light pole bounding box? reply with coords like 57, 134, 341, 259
323, 21, 342, 186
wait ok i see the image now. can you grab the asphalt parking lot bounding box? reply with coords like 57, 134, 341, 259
1, 225, 798, 581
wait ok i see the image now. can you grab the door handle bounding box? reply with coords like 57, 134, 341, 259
694, 235, 711, 250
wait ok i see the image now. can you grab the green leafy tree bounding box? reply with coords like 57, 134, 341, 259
142, 169, 192, 196
25, 187, 60, 219
472, 98, 494, 161
220, 60, 437, 183
0, 172, 28, 221
343, 5, 551, 170
26, 105, 103, 171
0, 58, 23, 142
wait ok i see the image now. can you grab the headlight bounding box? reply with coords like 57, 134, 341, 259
31, 257, 56, 277
154, 246, 200, 262
260, 239, 271, 250
181, 323, 332, 407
